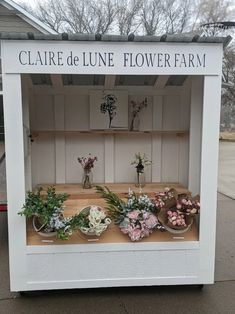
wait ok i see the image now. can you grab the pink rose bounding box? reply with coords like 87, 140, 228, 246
127, 210, 139, 220
145, 214, 158, 229
129, 228, 142, 241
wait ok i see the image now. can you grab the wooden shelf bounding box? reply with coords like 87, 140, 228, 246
27, 183, 198, 246
37, 183, 191, 199
31, 130, 189, 138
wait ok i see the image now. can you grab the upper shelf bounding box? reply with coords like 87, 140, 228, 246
31, 130, 189, 137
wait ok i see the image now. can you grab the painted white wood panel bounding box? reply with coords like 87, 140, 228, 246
65, 134, 104, 183
54, 95, 66, 183
31, 94, 54, 130
199, 75, 221, 283
162, 95, 180, 130
31, 134, 55, 186
29, 87, 189, 185
178, 135, 189, 186
161, 135, 179, 182
26, 249, 199, 287
152, 96, 163, 130
189, 76, 203, 194
64, 95, 89, 130
104, 135, 114, 183
2, 74, 27, 291
114, 134, 152, 183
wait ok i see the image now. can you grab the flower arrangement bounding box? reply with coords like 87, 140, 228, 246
100, 93, 118, 128
158, 193, 200, 232
18, 186, 74, 240
77, 154, 98, 188
129, 98, 147, 131
77, 205, 111, 237
96, 186, 164, 241
77, 154, 98, 172
131, 153, 152, 188
155, 188, 178, 211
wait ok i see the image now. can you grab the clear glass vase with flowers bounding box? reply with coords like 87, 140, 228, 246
77, 154, 98, 189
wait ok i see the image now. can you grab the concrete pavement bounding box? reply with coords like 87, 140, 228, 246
218, 141, 235, 199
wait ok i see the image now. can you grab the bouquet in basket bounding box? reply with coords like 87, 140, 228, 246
96, 186, 164, 242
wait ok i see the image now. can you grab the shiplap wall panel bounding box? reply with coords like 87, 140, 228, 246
31, 134, 55, 185
65, 134, 104, 184
161, 135, 179, 182
114, 134, 152, 183
32, 95, 54, 130
179, 135, 189, 186
30, 87, 191, 186
65, 95, 89, 131
162, 95, 180, 130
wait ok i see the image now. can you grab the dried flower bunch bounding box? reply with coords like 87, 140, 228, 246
100, 94, 118, 128
77, 154, 98, 173
78, 205, 111, 236
129, 98, 147, 131
96, 186, 164, 241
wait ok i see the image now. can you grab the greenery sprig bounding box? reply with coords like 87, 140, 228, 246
96, 185, 127, 223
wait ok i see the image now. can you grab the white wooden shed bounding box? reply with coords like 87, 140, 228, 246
1, 33, 231, 292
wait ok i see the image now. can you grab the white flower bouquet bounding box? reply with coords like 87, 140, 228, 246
78, 205, 111, 236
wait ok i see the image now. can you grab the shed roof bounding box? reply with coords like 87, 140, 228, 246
0, 0, 57, 34
0, 32, 232, 47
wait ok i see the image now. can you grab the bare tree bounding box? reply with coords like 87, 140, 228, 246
116, 0, 143, 35
160, 0, 193, 34
34, 0, 65, 32
63, 0, 116, 34
221, 46, 235, 130
191, 0, 235, 34
141, 0, 163, 35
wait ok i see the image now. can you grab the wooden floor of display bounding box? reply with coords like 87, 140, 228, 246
27, 183, 199, 245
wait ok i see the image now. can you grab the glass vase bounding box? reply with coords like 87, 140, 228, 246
135, 171, 145, 188
82, 170, 93, 189
130, 112, 140, 131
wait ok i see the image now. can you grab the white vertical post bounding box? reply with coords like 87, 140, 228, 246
188, 76, 203, 194
199, 75, 221, 283
3, 73, 27, 291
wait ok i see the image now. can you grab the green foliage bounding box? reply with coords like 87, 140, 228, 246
19, 186, 69, 225
95, 185, 127, 222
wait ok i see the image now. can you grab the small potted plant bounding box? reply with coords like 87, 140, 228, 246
18, 186, 74, 240
96, 186, 164, 242
77, 154, 98, 189
131, 153, 152, 188
77, 205, 111, 237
